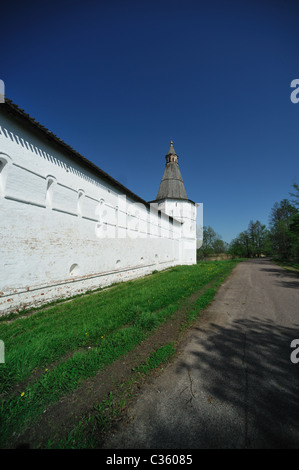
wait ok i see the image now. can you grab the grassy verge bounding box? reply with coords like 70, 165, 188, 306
0, 259, 242, 447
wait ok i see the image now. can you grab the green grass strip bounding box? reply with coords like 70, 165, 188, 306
0, 260, 241, 446
0, 261, 238, 393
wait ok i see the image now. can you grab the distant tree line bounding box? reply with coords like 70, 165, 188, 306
197, 226, 229, 260
197, 183, 299, 261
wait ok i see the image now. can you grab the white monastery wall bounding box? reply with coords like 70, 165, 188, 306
155, 199, 197, 265
0, 109, 195, 316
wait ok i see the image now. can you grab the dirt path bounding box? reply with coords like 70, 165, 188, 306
101, 259, 299, 449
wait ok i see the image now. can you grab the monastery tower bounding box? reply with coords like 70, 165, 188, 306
151, 141, 197, 264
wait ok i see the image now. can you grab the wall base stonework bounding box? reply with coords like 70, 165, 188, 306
0, 260, 178, 316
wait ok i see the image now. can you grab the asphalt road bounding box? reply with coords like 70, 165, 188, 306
102, 259, 299, 449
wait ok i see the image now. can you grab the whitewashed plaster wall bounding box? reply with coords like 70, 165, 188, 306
155, 199, 197, 264
0, 110, 196, 316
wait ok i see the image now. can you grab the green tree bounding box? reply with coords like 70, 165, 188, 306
269, 199, 298, 259
229, 220, 272, 258
229, 230, 251, 258
247, 220, 270, 257
289, 183, 299, 259
197, 226, 227, 260
213, 238, 229, 254
290, 182, 299, 208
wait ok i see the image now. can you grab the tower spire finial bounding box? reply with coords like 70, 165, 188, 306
167, 140, 177, 159
166, 140, 178, 163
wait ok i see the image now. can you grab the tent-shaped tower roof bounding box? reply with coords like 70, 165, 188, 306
155, 141, 188, 201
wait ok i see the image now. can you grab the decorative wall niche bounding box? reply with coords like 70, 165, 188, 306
0, 153, 11, 197
77, 189, 85, 217
70, 264, 80, 276
46, 175, 56, 209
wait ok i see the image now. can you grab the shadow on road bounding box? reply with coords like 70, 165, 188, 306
259, 266, 299, 289
103, 258, 299, 449
174, 316, 299, 448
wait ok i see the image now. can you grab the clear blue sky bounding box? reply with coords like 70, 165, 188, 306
1, 0, 299, 243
